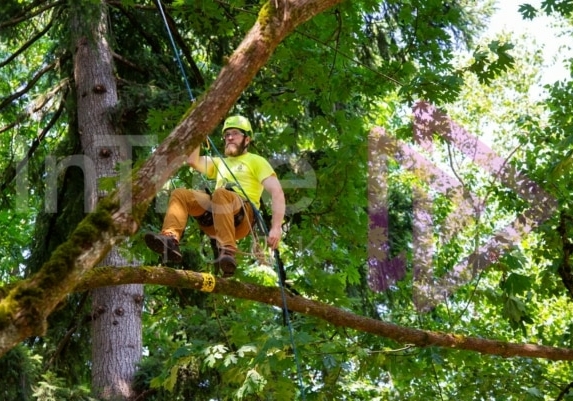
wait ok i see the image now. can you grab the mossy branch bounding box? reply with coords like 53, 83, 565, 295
0, 198, 120, 355
76, 266, 573, 362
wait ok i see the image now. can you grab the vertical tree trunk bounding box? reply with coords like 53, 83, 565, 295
91, 253, 143, 399
70, 1, 143, 398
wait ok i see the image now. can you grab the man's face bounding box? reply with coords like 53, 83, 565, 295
223, 129, 249, 156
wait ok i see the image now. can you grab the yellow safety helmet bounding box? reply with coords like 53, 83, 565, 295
222, 115, 252, 135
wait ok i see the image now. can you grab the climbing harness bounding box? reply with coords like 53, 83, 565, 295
193, 205, 246, 228
192, 187, 247, 228
155, 1, 306, 398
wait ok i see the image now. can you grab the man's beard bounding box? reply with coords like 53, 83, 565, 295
225, 138, 248, 156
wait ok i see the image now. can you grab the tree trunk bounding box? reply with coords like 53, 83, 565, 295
70, 1, 142, 398
91, 252, 142, 399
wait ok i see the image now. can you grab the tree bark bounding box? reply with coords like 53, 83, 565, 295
90, 254, 142, 399
70, 1, 142, 398
78, 266, 573, 362
0, 0, 343, 357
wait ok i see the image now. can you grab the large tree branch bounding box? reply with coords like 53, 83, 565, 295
0, 0, 344, 358
127, 0, 339, 217
75, 266, 573, 362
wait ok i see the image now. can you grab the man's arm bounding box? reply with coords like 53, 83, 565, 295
262, 175, 285, 250
187, 145, 214, 176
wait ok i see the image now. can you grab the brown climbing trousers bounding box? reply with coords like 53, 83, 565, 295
161, 187, 254, 252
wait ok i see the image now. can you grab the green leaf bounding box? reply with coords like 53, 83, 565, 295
501, 273, 532, 296
502, 295, 528, 324
524, 387, 544, 400
172, 346, 192, 359
518, 4, 537, 19
224, 353, 238, 367
237, 345, 258, 357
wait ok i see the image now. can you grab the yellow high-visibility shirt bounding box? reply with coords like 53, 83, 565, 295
208, 153, 275, 208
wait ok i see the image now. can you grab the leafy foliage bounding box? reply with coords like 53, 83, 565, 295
3, 0, 573, 400
0, 345, 41, 401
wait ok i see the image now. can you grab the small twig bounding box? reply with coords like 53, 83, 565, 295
556, 381, 573, 401
0, 0, 64, 30
0, 60, 57, 111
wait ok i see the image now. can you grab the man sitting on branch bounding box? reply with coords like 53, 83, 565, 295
145, 115, 285, 277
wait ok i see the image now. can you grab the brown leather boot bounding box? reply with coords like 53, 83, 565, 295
216, 249, 236, 278
144, 232, 182, 263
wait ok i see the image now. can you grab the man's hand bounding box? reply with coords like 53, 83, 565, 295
267, 226, 282, 250
187, 146, 213, 175
262, 175, 285, 250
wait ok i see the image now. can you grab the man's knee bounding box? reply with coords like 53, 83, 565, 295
171, 187, 189, 198
211, 188, 243, 215
170, 188, 211, 212
211, 187, 235, 203
170, 188, 197, 202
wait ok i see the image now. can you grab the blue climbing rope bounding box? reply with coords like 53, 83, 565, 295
156, 0, 195, 102
155, 1, 306, 398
